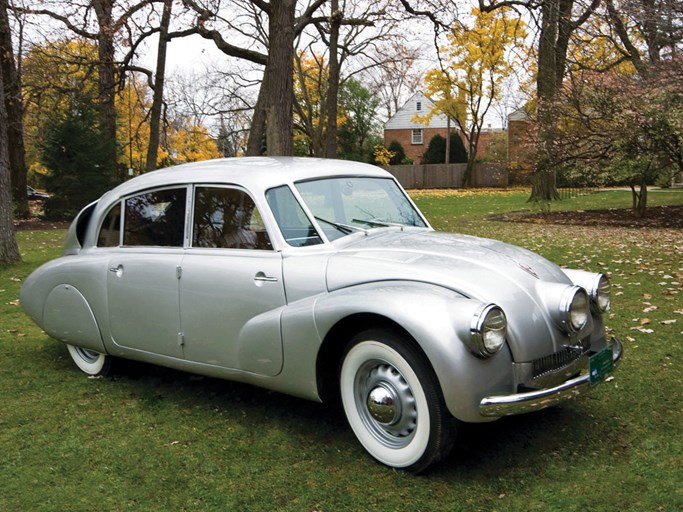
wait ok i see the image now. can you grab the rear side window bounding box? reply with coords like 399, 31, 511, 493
97, 203, 121, 247
192, 187, 272, 250
123, 188, 187, 247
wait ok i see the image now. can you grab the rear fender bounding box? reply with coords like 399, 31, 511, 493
43, 284, 106, 353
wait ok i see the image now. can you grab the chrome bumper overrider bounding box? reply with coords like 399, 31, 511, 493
479, 337, 623, 417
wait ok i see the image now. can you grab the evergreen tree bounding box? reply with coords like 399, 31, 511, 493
421, 134, 447, 164
387, 140, 407, 165
40, 96, 115, 220
422, 133, 468, 164
449, 131, 468, 164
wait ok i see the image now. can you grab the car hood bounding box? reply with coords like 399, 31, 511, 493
326, 229, 574, 361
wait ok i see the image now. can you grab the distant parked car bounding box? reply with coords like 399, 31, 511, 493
20, 157, 622, 472
27, 186, 49, 200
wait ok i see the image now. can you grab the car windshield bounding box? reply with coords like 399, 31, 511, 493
295, 177, 427, 241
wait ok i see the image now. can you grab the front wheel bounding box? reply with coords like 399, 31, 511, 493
66, 345, 111, 376
339, 330, 456, 473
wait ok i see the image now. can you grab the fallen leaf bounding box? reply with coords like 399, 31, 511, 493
630, 327, 654, 333
640, 318, 651, 325
643, 306, 658, 313
643, 293, 652, 299
8, 300, 20, 306
660, 320, 677, 325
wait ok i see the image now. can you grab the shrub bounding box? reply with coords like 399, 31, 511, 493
421, 133, 468, 164
387, 140, 407, 165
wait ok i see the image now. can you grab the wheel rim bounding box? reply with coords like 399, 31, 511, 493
354, 359, 417, 449
75, 347, 101, 365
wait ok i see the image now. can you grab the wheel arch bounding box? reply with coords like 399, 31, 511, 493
316, 313, 441, 405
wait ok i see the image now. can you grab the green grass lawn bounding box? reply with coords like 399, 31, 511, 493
1, 189, 681, 511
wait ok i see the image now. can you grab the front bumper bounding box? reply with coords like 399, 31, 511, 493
479, 337, 623, 417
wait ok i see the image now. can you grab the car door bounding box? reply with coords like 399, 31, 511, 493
179, 186, 286, 376
103, 187, 188, 359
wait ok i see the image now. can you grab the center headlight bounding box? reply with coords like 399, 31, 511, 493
591, 274, 612, 312
470, 304, 507, 358
561, 286, 590, 333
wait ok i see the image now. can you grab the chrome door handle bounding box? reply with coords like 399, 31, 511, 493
109, 265, 123, 277
254, 272, 278, 282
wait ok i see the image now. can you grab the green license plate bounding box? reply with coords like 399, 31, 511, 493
589, 345, 614, 386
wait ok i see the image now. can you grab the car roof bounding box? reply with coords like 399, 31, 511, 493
99, 157, 391, 205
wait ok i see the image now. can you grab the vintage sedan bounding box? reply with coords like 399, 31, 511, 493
21, 157, 622, 472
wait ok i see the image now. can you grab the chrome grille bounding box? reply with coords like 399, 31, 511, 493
532, 338, 591, 379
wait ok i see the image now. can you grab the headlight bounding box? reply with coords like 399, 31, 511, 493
562, 269, 611, 314
560, 286, 589, 333
470, 304, 507, 358
589, 274, 611, 312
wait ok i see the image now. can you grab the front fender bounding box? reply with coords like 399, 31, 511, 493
310, 282, 514, 423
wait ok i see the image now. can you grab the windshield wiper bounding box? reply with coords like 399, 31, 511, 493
314, 216, 367, 235
351, 218, 405, 230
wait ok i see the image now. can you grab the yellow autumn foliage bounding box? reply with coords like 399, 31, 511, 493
414, 8, 528, 131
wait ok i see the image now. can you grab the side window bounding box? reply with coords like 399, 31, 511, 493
266, 186, 322, 247
97, 202, 121, 247
123, 188, 187, 247
193, 187, 272, 250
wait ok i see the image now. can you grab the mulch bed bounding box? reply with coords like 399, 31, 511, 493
492, 204, 683, 229
14, 218, 70, 231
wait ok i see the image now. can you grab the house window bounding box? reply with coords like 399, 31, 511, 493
416, 101, 422, 111
411, 129, 423, 145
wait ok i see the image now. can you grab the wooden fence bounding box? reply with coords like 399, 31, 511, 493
384, 163, 508, 189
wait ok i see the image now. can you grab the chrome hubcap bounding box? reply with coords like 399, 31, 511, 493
367, 384, 400, 424
355, 361, 417, 448
76, 347, 100, 364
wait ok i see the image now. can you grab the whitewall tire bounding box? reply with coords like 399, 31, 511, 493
339, 329, 456, 473
66, 344, 112, 376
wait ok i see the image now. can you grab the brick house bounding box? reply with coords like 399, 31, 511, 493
383, 93, 452, 163
506, 107, 534, 182
384, 92, 504, 164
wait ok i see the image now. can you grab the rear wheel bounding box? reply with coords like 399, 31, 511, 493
66, 345, 111, 376
339, 329, 456, 473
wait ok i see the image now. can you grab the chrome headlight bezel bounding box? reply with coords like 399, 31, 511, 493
588, 274, 611, 313
559, 286, 590, 333
562, 269, 612, 315
469, 304, 507, 358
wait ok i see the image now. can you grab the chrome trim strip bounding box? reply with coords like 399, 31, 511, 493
479, 337, 623, 417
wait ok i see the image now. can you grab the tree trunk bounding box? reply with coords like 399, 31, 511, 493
0, 66, 21, 265
445, 118, 451, 164
93, 0, 118, 179
247, 67, 269, 156
529, 0, 563, 202
631, 178, 648, 218
264, 0, 295, 156
145, 0, 172, 172
324, 0, 341, 158
0, 0, 28, 218
530, 99, 561, 201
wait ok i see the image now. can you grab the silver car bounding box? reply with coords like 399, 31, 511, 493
21, 157, 622, 472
